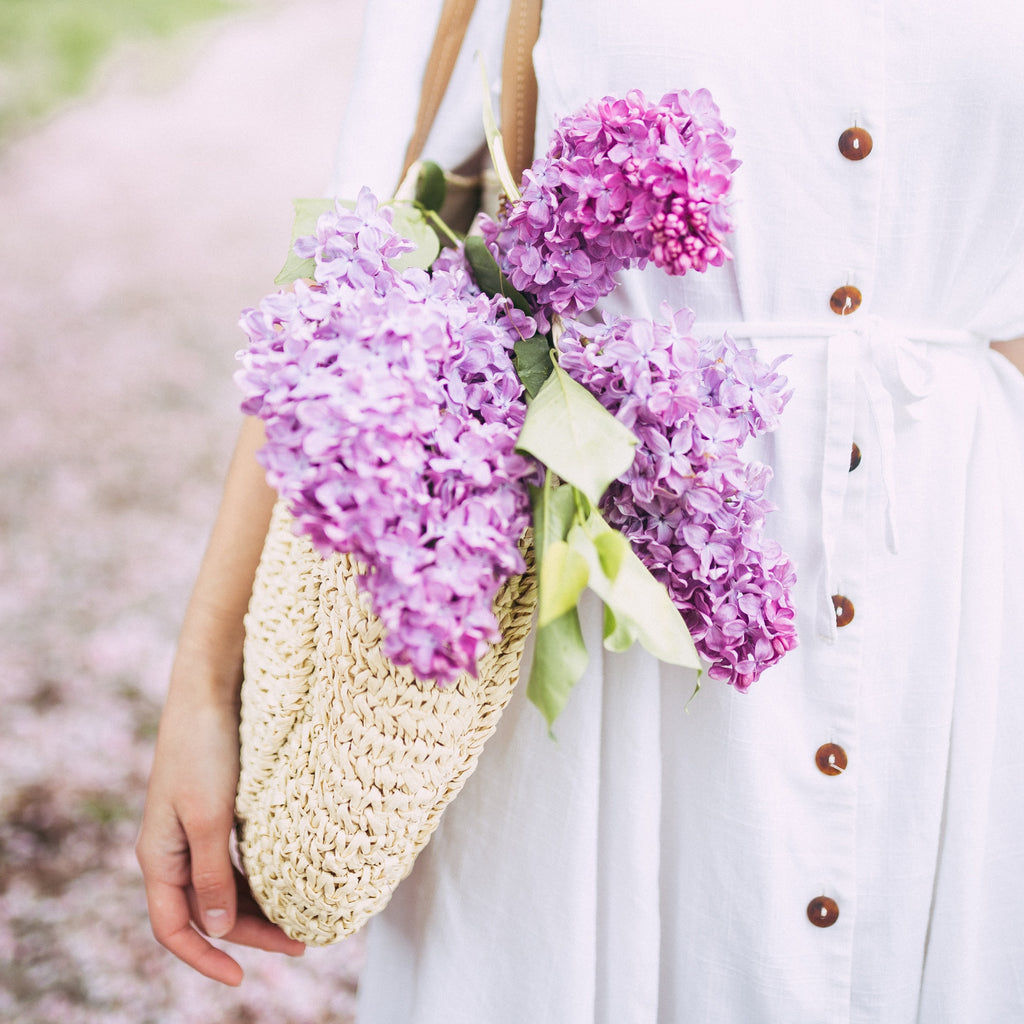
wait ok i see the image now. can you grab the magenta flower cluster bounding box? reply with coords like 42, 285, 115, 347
556, 307, 797, 688
236, 189, 537, 682
481, 88, 738, 322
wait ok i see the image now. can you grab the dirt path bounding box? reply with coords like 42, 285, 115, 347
0, 3, 371, 1020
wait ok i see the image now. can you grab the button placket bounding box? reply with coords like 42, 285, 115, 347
804, 111, 877, 954
824, 115, 870, 631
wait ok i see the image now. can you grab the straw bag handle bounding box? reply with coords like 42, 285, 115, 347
399, 0, 542, 186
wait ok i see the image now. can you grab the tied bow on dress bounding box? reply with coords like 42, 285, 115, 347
703, 315, 982, 639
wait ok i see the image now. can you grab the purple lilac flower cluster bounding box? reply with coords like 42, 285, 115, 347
236, 189, 537, 682
556, 307, 797, 688
481, 88, 738, 322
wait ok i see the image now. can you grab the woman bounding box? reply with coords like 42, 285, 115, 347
137, 1, 1024, 1020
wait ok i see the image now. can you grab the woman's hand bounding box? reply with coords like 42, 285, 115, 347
136, 682, 305, 985
137, 417, 297, 984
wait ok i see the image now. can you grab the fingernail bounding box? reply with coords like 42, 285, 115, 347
204, 908, 229, 938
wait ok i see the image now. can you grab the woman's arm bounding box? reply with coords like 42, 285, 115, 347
136, 0, 511, 985
136, 416, 304, 986
991, 336, 1024, 375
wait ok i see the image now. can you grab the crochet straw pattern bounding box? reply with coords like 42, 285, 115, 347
235, 500, 537, 945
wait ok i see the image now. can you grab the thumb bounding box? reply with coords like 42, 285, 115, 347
186, 813, 238, 939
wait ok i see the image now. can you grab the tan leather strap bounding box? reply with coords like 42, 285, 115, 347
399, 0, 542, 190
501, 0, 543, 181
400, 0, 479, 186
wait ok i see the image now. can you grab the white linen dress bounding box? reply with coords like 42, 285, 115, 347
330, 2, 1024, 1020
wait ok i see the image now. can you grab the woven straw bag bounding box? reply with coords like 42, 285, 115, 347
236, 501, 537, 944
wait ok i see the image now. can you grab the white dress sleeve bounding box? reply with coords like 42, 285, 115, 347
328, 0, 510, 198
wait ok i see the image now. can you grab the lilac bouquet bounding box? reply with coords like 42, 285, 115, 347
236, 86, 796, 724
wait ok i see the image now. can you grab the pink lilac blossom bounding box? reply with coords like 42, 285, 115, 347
556, 306, 797, 688
481, 88, 738, 324
236, 189, 537, 683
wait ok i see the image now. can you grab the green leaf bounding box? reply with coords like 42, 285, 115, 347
531, 476, 589, 626
593, 528, 627, 582
463, 235, 534, 314
274, 197, 335, 285
414, 160, 447, 212
591, 529, 632, 651
524, 478, 698, 728
526, 608, 589, 730
526, 478, 589, 726
529, 476, 578, 556
387, 202, 440, 271
516, 363, 638, 506
514, 334, 554, 398
602, 603, 635, 653
537, 539, 590, 627
568, 511, 701, 670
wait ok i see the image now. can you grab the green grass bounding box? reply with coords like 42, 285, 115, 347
0, 0, 241, 141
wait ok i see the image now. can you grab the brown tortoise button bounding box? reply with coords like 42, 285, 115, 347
815, 743, 848, 776
830, 285, 862, 315
838, 126, 873, 161
807, 896, 840, 928
849, 442, 862, 472
832, 595, 855, 627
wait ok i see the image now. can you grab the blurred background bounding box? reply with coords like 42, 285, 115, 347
0, 1, 368, 1019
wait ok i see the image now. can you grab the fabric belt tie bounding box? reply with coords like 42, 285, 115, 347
699, 316, 983, 641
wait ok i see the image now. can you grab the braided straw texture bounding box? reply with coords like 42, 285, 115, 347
235, 499, 537, 945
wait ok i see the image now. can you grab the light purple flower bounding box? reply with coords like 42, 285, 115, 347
557, 305, 796, 688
